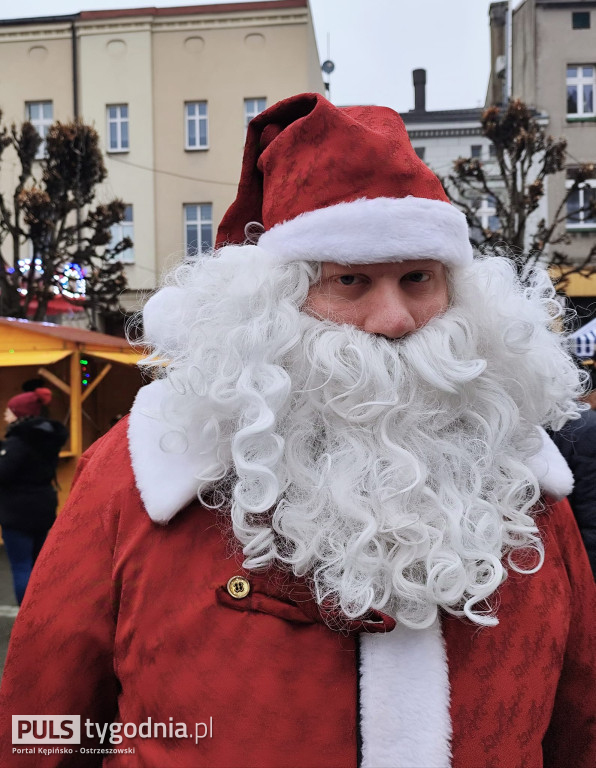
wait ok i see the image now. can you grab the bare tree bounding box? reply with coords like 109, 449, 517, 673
0, 116, 130, 328
442, 99, 596, 285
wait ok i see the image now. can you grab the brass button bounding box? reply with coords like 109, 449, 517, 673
227, 575, 250, 599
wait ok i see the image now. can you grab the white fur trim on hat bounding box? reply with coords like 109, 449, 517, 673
359, 621, 452, 768
258, 196, 473, 267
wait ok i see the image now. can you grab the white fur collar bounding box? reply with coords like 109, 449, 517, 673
128, 379, 220, 524
527, 425, 574, 500
128, 380, 574, 524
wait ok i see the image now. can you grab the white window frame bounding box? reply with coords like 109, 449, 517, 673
244, 97, 267, 134
26, 101, 53, 159
566, 179, 596, 230
109, 204, 135, 263
566, 65, 595, 118
184, 203, 213, 255
185, 102, 209, 150
107, 104, 129, 153
478, 194, 500, 232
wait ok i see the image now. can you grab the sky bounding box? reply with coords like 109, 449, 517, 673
0, 0, 525, 113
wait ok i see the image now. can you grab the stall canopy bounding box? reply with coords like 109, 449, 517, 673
571, 317, 596, 359
0, 317, 144, 457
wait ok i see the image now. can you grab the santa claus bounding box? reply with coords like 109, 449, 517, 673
0, 93, 594, 768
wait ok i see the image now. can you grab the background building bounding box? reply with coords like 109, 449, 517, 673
0, 1, 324, 315
494, 0, 596, 310
401, 69, 508, 241
512, 0, 596, 254
405, 2, 596, 314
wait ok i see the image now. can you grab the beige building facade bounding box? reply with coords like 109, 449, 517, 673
510, 0, 596, 266
0, 1, 324, 311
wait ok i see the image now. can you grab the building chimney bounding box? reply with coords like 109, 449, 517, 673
487, 2, 508, 106
413, 69, 426, 112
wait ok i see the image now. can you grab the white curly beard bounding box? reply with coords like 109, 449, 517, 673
142, 246, 583, 628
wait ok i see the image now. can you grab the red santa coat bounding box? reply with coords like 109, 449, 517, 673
0, 415, 594, 768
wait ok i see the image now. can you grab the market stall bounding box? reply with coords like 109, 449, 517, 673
0, 318, 145, 509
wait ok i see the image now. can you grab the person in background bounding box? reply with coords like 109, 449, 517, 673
0, 387, 68, 604
552, 365, 596, 577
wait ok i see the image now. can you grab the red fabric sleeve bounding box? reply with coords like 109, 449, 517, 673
0, 436, 121, 767
542, 497, 596, 768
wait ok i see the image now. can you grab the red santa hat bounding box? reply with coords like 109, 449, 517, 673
7, 387, 52, 419
216, 92, 472, 267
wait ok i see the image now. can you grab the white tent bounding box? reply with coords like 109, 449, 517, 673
570, 317, 596, 358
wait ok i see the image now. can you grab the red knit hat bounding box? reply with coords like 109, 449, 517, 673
7, 388, 52, 418
216, 92, 472, 267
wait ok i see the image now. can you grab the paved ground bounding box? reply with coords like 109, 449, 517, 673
0, 545, 18, 677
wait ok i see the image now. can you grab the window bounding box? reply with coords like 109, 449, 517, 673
473, 195, 500, 232
244, 98, 267, 133
109, 204, 134, 263
413, 147, 426, 160
107, 105, 129, 152
26, 101, 53, 158
572, 12, 590, 30
185, 102, 208, 150
471, 145, 482, 159
489, 144, 497, 159
184, 204, 213, 255
567, 181, 596, 229
567, 65, 595, 117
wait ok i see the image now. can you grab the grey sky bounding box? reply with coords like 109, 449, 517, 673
0, 0, 523, 112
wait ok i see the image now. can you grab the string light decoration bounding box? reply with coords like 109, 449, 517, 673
16, 258, 87, 300
80, 358, 92, 388
16, 257, 43, 295
57, 263, 86, 299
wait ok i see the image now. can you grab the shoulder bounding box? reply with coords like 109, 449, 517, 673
5, 418, 68, 453
2, 421, 34, 446
0, 432, 27, 451
539, 495, 580, 540
74, 416, 136, 500
64, 416, 144, 544
539, 496, 595, 585
554, 410, 596, 456
0, 432, 31, 471
79, 415, 131, 470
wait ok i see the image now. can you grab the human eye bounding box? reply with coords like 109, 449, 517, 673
403, 270, 431, 284
330, 273, 367, 287
337, 274, 358, 286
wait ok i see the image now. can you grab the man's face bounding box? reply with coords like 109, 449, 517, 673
304, 260, 450, 338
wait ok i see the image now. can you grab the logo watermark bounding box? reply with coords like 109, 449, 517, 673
12, 715, 212, 749
12, 716, 80, 745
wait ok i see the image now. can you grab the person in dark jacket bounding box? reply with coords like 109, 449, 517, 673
0, 387, 68, 604
553, 405, 596, 578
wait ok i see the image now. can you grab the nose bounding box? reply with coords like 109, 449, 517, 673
361, 284, 417, 339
